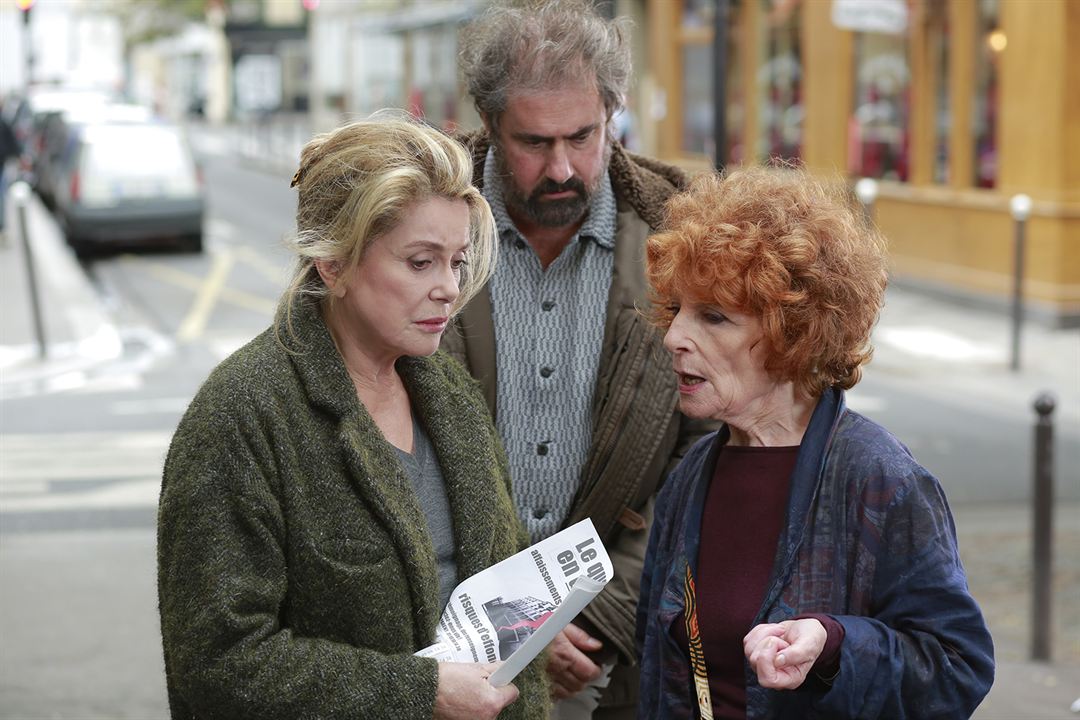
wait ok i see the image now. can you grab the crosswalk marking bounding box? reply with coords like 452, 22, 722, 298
844, 393, 887, 413
122, 253, 277, 317
0, 431, 171, 514
109, 398, 191, 415
875, 327, 1003, 363
3, 478, 161, 512
177, 248, 237, 342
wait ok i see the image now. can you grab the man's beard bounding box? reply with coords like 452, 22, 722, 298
493, 141, 612, 229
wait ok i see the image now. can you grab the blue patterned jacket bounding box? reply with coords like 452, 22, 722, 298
636, 388, 994, 719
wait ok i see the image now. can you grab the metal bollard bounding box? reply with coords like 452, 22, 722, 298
12, 180, 47, 359
855, 177, 879, 226
1031, 392, 1055, 661
1009, 194, 1033, 372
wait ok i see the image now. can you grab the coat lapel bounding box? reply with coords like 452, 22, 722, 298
594, 198, 652, 405
451, 285, 498, 419
282, 299, 440, 644
401, 356, 500, 581
337, 411, 441, 643
755, 388, 846, 622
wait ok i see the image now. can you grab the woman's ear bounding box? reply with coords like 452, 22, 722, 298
315, 259, 346, 298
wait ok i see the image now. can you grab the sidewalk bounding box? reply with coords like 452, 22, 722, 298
859, 243, 1080, 718
2, 132, 1079, 716
186, 115, 307, 180
955, 502, 1080, 718
0, 184, 121, 400
866, 260, 1080, 717
870, 281, 1080, 436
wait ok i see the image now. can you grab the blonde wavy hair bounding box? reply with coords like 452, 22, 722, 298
646, 165, 889, 397
283, 114, 496, 332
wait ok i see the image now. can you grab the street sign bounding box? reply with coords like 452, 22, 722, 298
832, 0, 907, 35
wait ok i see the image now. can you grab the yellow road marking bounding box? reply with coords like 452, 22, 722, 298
176, 249, 235, 342
124, 255, 277, 316
233, 244, 291, 285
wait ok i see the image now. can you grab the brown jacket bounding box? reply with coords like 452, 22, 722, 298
441, 132, 715, 714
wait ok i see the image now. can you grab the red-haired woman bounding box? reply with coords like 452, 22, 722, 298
635, 166, 993, 720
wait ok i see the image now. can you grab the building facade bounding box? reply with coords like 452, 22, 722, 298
646, 0, 1080, 325
297, 0, 1077, 324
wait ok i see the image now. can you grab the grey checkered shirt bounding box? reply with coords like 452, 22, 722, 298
482, 150, 616, 543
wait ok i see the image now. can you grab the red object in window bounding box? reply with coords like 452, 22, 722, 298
408, 88, 424, 120
69, 171, 80, 203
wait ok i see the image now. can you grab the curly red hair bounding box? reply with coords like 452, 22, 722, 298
646, 165, 888, 397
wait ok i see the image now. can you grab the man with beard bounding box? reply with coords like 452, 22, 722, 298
441, 2, 714, 719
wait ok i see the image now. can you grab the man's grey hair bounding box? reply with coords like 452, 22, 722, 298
460, 0, 632, 126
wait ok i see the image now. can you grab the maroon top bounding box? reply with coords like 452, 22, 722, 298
673, 444, 844, 718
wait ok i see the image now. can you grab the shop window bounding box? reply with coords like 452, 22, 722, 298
409, 25, 460, 132
848, 31, 910, 181
682, 43, 713, 156
678, 0, 743, 164
317, 17, 347, 113
974, 0, 1000, 189
756, 0, 802, 163
350, 32, 404, 116
928, 0, 949, 184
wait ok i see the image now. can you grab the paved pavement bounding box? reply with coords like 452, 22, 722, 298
0, 182, 123, 394
2, 146, 1079, 717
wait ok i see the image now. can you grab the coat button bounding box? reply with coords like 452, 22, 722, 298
533, 508, 548, 520
541, 300, 555, 311
540, 366, 553, 378
537, 443, 549, 456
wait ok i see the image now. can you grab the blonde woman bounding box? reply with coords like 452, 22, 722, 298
158, 117, 547, 720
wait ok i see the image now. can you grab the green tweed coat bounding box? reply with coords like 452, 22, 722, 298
158, 297, 548, 720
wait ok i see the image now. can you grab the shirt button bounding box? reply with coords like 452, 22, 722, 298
533, 508, 548, 520
541, 300, 555, 311
537, 443, 549, 456
540, 366, 553, 378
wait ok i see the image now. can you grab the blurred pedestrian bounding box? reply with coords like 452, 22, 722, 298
444, 2, 716, 718
636, 166, 995, 719
0, 104, 19, 241
157, 116, 548, 720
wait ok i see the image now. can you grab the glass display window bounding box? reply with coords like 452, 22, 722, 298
677, 0, 744, 165
928, 0, 949, 184
408, 25, 460, 132
848, 30, 910, 181
756, 0, 802, 163
974, 0, 1000, 188
350, 31, 404, 116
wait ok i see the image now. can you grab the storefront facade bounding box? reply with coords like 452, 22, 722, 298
644, 0, 1080, 325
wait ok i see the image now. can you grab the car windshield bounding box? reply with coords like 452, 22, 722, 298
78, 124, 198, 204
83, 124, 192, 178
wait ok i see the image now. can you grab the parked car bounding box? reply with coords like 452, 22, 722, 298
37, 102, 152, 209
51, 120, 205, 255
4, 87, 114, 190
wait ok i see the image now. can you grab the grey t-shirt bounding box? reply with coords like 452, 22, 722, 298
394, 416, 458, 611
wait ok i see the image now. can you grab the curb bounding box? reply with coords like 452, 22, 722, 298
0, 187, 121, 396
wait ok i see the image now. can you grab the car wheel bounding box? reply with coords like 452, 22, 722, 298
68, 236, 93, 260
184, 233, 204, 254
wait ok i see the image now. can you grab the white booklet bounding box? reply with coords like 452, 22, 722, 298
415, 518, 613, 687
